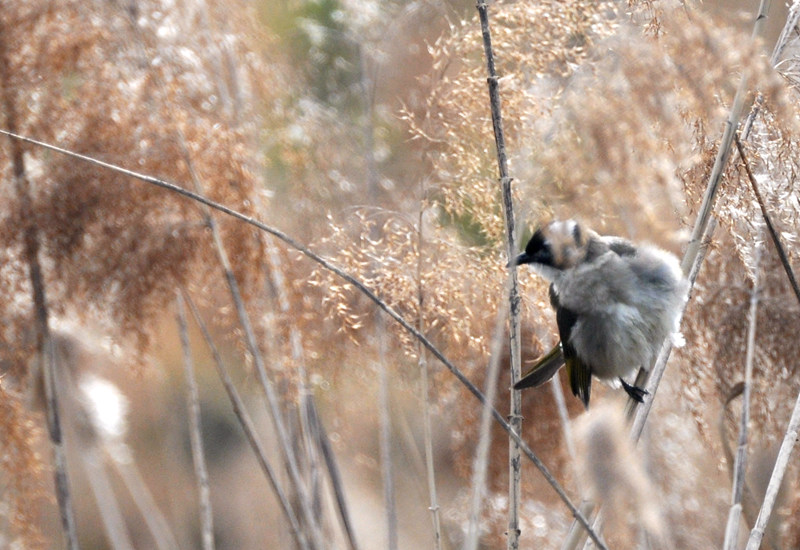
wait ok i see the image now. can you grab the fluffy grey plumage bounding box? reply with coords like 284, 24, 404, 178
513, 220, 688, 407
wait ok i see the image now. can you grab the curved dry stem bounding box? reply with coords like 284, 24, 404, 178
0, 129, 603, 548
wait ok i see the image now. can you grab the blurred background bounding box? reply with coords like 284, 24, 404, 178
1, 0, 799, 548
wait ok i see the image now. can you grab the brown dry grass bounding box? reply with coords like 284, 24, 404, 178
2, 0, 800, 548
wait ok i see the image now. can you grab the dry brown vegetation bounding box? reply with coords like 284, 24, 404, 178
1, 0, 800, 548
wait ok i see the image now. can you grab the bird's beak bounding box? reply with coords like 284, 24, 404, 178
510, 252, 532, 267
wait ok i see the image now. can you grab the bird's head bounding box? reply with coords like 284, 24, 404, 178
514, 219, 592, 271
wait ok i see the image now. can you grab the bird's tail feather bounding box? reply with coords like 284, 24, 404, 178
514, 343, 565, 390
567, 358, 591, 408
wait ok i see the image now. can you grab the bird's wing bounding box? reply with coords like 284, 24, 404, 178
516, 285, 593, 407
555, 296, 592, 408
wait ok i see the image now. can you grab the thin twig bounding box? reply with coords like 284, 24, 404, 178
82, 449, 136, 550
112, 460, 181, 550
681, 0, 770, 276
736, 128, 800, 550
464, 275, 511, 550
718, 383, 765, 538
722, 235, 761, 550
719, 383, 781, 550
0, 129, 603, 547
769, 0, 800, 65
119, 11, 326, 544
40, 301, 78, 550
418, 345, 444, 550
306, 401, 361, 550
183, 293, 310, 550
0, 30, 79, 545
475, 2, 523, 548
263, 245, 324, 526
181, 143, 325, 550
376, 317, 398, 550
630, 217, 715, 441
741, 0, 800, 138
630, 0, 771, 454
415, 199, 443, 550
356, 24, 398, 548
549, 376, 579, 490
745, 384, 800, 549
734, 136, 800, 305
176, 294, 215, 550
265, 243, 360, 550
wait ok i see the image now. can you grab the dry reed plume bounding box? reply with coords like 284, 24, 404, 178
2, 0, 800, 548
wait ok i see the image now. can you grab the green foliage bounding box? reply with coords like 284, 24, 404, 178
262, 0, 363, 111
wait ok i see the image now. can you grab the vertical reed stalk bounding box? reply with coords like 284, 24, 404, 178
176, 294, 215, 550
475, 2, 523, 546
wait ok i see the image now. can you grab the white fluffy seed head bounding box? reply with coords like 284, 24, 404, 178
574, 403, 666, 544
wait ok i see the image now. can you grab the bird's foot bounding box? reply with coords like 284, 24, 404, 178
620, 378, 648, 403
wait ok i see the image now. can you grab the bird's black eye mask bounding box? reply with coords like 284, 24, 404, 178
526, 230, 547, 257
515, 229, 554, 267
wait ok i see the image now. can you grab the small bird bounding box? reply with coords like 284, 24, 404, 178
512, 220, 688, 407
